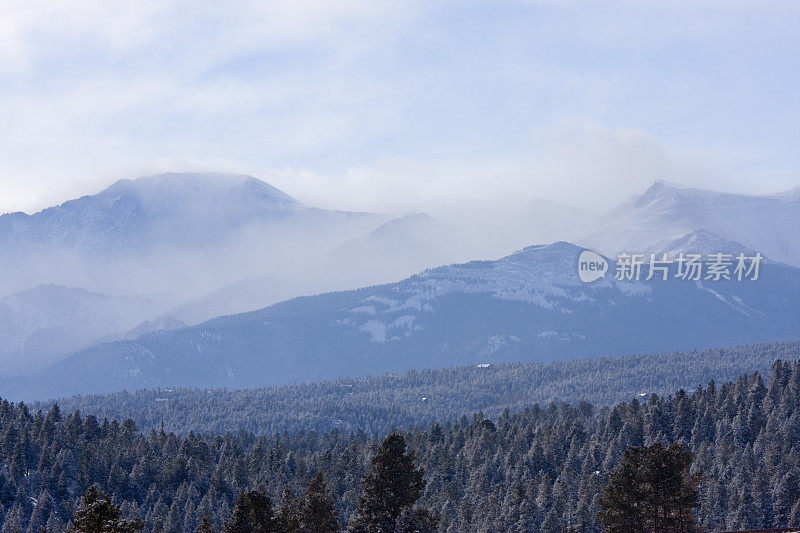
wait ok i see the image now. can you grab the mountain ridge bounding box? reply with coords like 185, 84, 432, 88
0, 284, 173, 375
7, 239, 800, 400
0, 172, 387, 297
582, 179, 800, 266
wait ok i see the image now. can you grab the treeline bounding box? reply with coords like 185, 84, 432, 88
2, 360, 800, 531
67, 434, 435, 532
37, 342, 799, 436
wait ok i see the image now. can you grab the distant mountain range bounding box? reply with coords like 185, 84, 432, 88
0, 173, 594, 372
3, 173, 800, 397
162, 275, 303, 325
323, 213, 460, 288
7, 241, 800, 400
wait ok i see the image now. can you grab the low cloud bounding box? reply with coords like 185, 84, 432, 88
1, 0, 798, 214
263, 120, 762, 216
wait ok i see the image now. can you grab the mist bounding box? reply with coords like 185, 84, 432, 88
1, 0, 798, 379
0, 170, 608, 377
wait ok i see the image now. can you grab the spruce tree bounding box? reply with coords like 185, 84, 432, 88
194, 515, 215, 533
597, 443, 701, 533
275, 487, 302, 532
300, 473, 339, 533
348, 434, 425, 532
71, 485, 143, 533
223, 490, 274, 533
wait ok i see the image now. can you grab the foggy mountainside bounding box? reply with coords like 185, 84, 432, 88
0, 173, 596, 375
162, 275, 303, 326
4, 174, 800, 392
0, 172, 596, 305
325, 213, 458, 289
0, 285, 173, 375
658, 229, 758, 259
0, 173, 385, 299
2, 360, 800, 531
325, 199, 597, 290
6, 240, 800, 400
582, 180, 800, 267
36, 342, 800, 436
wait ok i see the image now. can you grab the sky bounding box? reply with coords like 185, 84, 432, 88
1, 0, 798, 216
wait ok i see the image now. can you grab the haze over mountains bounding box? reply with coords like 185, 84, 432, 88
0, 285, 172, 375
581, 180, 800, 265
0, 172, 385, 298
7, 240, 800, 400
0, 172, 595, 373
2, 172, 800, 397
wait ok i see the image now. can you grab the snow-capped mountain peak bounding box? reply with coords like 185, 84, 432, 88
99, 172, 298, 211
632, 179, 690, 207
0, 172, 384, 297
581, 181, 800, 267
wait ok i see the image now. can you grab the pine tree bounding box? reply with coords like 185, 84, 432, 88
394, 508, 439, 533
70, 485, 143, 533
597, 443, 701, 533
300, 473, 339, 533
642, 443, 701, 532
348, 434, 426, 532
275, 487, 302, 533
194, 515, 215, 533
597, 446, 645, 532
223, 490, 274, 533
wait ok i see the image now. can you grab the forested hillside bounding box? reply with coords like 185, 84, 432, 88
40, 342, 800, 435
2, 360, 800, 531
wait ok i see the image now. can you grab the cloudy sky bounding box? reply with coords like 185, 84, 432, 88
1, 0, 798, 215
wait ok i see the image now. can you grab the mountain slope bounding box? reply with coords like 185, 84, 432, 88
0, 285, 171, 374
164, 275, 304, 325
323, 213, 462, 287
322, 199, 597, 290
581, 180, 800, 266
0, 172, 385, 296
659, 229, 758, 258
8, 241, 800, 399
0, 173, 299, 253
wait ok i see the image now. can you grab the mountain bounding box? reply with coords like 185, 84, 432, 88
581, 180, 800, 266
164, 275, 304, 325
0, 172, 385, 297
322, 198, 598, 289
8, 241, 800, 400
122, 316, 187, 339
0, 172, 596, 316
323, 213, 462, 287
0, 173, 298, 253
659, 229, 758, 258
0, 285, 171, 374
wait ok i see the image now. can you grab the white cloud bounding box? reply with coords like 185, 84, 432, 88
0, 0, 797, 214
262, 120, 760, 216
